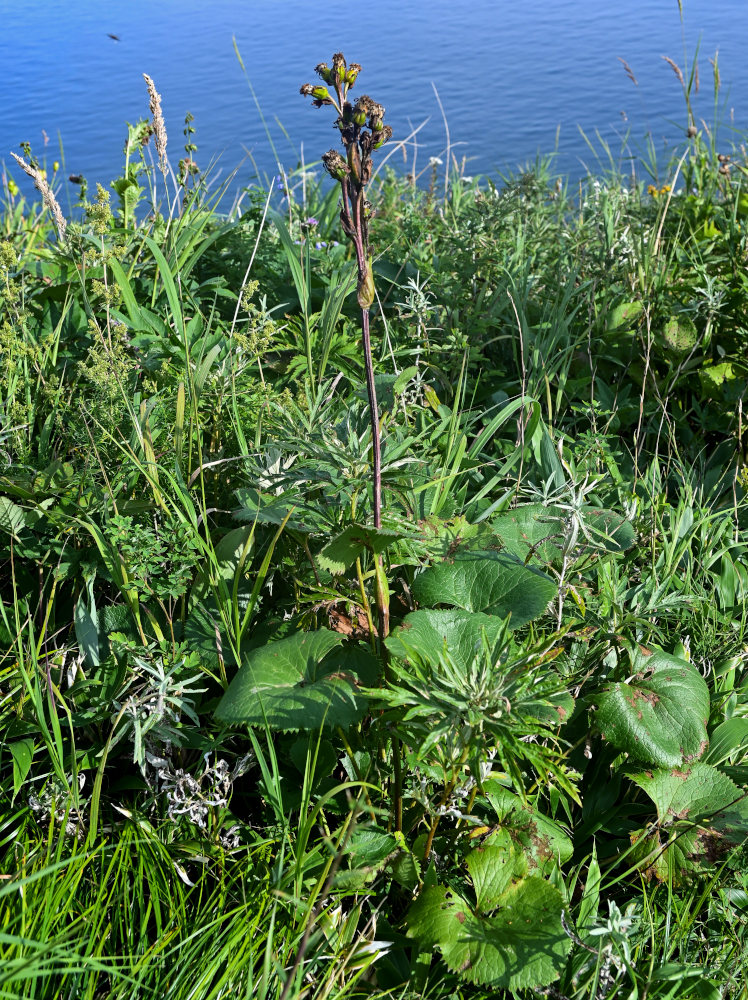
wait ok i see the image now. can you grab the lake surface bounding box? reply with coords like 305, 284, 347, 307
2, 0, 747, 200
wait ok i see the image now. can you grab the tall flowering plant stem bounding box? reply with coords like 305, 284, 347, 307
301, 53, 394, 640
302, 54, 401, 831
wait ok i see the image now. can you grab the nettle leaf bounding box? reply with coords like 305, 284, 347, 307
629, 763, 748, 878
216, 630, 374, 731
406, 872, 570, 989
412, 552, 556, 627
594, 651, 710, 767
385, 608, 507, 667
317, 522, 403, 575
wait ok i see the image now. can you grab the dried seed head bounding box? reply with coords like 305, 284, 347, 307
686, 125, 698, 138
143, 74, 168, 176
345, 63, 362, 86
315, 62, 333, 83
10, 151, 67, 241
352, 102, 367, 126
356, 95, 384, 118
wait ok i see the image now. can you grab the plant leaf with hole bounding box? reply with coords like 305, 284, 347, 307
480, 785, 574, 878
594, 651, 710, 767
412, 552, 556, 626
215, 629, 371, 731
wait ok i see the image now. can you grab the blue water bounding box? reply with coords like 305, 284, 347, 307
1, 0, 747, 199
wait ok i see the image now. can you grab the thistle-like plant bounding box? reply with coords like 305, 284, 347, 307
301, 52, 393, 636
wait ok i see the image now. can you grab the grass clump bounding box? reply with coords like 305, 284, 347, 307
1, 53, 748, 1000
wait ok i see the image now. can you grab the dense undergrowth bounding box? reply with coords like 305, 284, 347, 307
2, 54, 748, 1000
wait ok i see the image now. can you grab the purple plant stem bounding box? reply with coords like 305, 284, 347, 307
360, 307, 382, 531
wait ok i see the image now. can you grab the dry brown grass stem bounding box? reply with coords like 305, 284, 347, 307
662, 55, 685, 89
143, 73, 168, 175
618, 58, 638, 87
9, 151, 67, 241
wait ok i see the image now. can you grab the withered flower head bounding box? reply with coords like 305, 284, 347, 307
331, 52, 346, 80
373, 125, 393, 149
315, 62, 332, 83
301, 83, 334, 107
345, 63, 362, 86
355, 95, 384, 118
322, 149, 350, 181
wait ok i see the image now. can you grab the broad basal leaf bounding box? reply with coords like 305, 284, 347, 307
412, 552, 556, 626
385, 608, 507, 668
491, 504, 634, 565
594, 651, 710, 767
406, 873, 570, 990
215, 630, 373, 731
628, 763, 748, 878
479, 784, 574, 878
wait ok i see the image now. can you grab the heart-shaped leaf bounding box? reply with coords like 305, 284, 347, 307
412, 552, 556, 626
385, 608, 507, 667
491, 504, 635, 564
594, 651, 710, 767
216, 630, 375, 731
480, 784, 574, 877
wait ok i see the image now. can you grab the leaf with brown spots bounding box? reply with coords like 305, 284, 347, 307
594, 650, 710, 767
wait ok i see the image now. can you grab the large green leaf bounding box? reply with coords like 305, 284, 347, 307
385, 608, 507, 667
628, 763, 748, 878
215, 630, 376, 731
594, 651, 710, 767
406, 873, 570, 989
412, 552, 556, 626
491, 504, 635, 564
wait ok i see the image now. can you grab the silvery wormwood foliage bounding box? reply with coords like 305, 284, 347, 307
145, 750, 253, 832
110, 648, 205, 772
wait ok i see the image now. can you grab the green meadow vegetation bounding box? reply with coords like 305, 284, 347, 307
2, 46, 748, 1000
